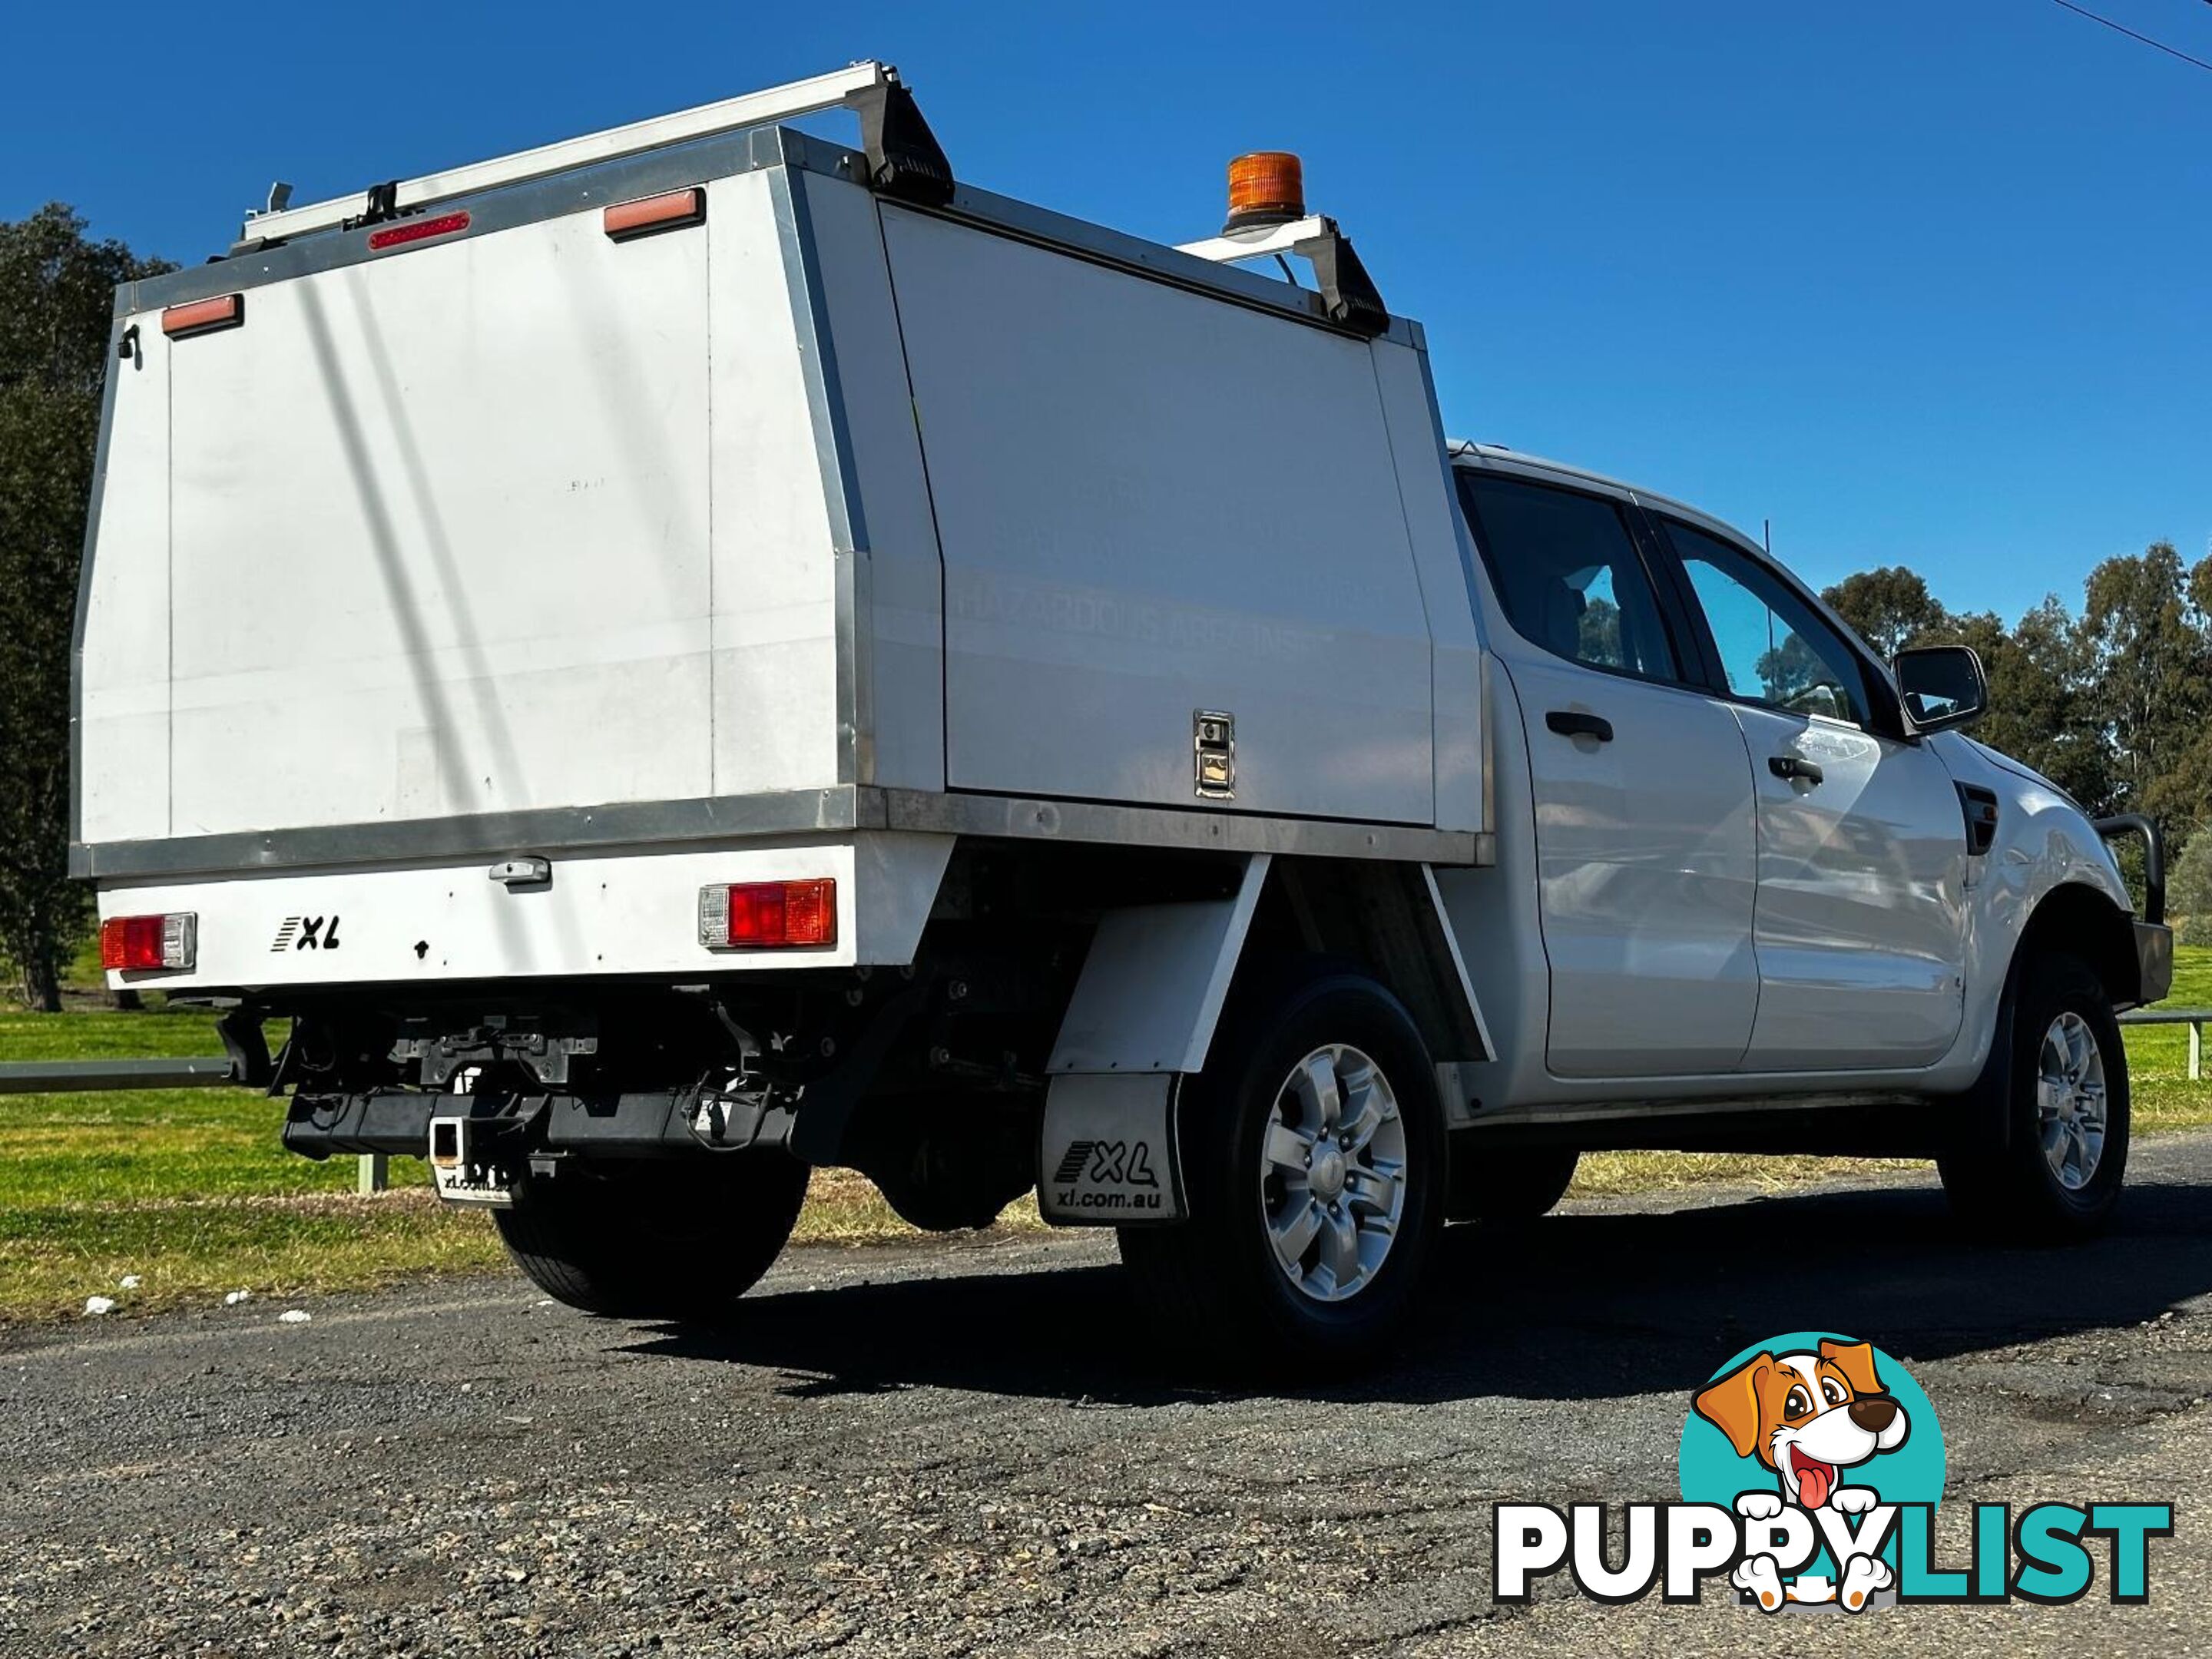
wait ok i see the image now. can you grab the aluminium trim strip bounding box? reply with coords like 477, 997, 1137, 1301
75, 788, 863, 880
767, 161, 871, 788
1455, 1091, 1927, 1129
68, 314, 133, 847
1420, 864, 1498, 1061
873, 790, 1485, 864
72, 786, 1492, 881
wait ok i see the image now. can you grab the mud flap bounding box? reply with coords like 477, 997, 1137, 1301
1037, 1073, 1186, 1226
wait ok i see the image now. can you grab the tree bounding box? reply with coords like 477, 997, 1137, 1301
2171, 831, 2212, 949
1577, 594, 1623, 667
2078, 541, 2212, 834
1819, 541, 2212, 866
0, 206, 171, 1009
1822, 566, 1951, 661
1754, 631, 1837, 712
1946, 599, 2115, 816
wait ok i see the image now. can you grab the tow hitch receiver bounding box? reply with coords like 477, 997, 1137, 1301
429, 1115, 516, 1207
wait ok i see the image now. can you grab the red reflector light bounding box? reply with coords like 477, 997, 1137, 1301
161, 293, 243, 340
366, 210, 471, 250
100, 912, 197, 972
604, 187, 706, 241
697, 879, 836, 949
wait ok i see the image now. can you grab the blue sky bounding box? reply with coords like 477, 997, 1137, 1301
7, 1, 2206, 621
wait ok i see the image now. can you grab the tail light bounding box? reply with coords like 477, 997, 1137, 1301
367, 210, 471, 251
100, 912, 197, 972
697, 879, 836, 949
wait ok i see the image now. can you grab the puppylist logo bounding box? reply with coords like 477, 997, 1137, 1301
1494, 1331, 2173, 1611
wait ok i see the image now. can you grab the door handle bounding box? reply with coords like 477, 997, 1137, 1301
1545, 710, 1614, 743
1769, 754, 1824, 785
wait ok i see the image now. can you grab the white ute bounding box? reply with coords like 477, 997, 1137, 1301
76, 66, 2172, 1363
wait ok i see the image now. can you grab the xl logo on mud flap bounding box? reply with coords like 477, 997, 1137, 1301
1492, 1331, 2174, 1613
270, 915, 343, 953
1037, 1075, 1185, 1226
1048, 1137, 1164, 1214
1051, 1139, 1159, 1190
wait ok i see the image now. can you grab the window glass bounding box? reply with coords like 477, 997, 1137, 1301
1664, 520, 1869, 725
1459, 475, 1677, 680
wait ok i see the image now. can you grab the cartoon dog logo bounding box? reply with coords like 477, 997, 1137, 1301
1694, 1339, 1910, 1611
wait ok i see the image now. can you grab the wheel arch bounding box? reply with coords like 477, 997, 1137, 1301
1967, 877, 2142, 1159
2015, 879, 2146, 1012
1045, 853, 1494, 1088
1237, 858, 1494, 1098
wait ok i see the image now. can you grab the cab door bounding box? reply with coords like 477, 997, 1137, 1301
1653, 515, 1968, 1071
1459, 472, 1760, 1078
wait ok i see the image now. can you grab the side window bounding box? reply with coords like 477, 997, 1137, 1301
1662, 519, 1870, 726
1459, 475, 1678, 681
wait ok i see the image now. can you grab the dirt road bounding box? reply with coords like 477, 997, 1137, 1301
5, 1137, 2210, 1657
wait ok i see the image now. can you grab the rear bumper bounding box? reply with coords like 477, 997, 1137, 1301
286, 1088, 702, 1160
91, 832, 952, 993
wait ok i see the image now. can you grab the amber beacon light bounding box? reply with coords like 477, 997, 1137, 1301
1223, 151, 1305, 233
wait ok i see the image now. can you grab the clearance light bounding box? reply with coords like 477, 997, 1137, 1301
366, 210, 472, 250
161, 293, 243, 340
697, 879, 836, 949
100, 912, 197, 972
1223, 151, 1305, 233
604, 187, 706, 241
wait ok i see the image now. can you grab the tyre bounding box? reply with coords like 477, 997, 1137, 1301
1118, 962, 1445, 1367
493, 1151, 810, 1318
1453, 1147, 1579, 1225
1938, 950, 2128, 1242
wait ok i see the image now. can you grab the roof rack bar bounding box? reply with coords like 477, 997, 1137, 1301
238, 61, 899, 248
1174, 215, 1330, 264
1177, 214, 1388, 338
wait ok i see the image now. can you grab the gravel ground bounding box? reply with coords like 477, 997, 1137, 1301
3, 1135, 2210, 1658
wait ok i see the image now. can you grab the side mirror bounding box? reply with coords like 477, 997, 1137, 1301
1893, 644, 1987, 733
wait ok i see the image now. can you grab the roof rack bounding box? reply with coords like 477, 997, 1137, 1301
1176, 214, 1388, 338
234, 60, 951, 250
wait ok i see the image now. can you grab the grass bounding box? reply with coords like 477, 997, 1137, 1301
0, 1068, 507, 1320
0, 1005, 1049, 1321
2, 949, 2208, 1323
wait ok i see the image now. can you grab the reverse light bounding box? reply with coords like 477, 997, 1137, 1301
697, 879, 837, 949
161, 293, 243, 340
604, 187, 706, 241
366, 210, 471, 250
1223, 151, 1304, 233
100, 912, 197, 972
